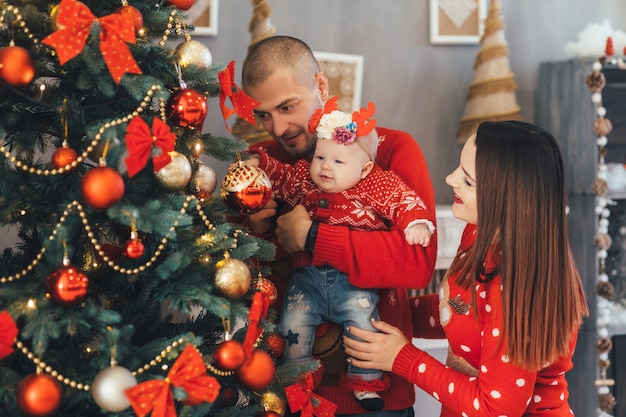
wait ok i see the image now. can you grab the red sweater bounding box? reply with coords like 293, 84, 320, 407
398, 224, 578, 416
249, 127, 438, 414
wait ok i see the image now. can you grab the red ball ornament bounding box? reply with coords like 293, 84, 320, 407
51, 146, 78, 169
221, 164, 272, 215
265, 333, 285, 358
116, 5, 143, 34
255, 276, 277, 306
257, 411, 282, 417
213, 339, 245, 371
81, 166, 125, 210
166, 88, 207, 130
235, 349, 275, 392
17, 374, 62, 416
124, 238, 144, 259
166, 0, 195, 10
0, 45, 35, 87
46, 265, 89, 307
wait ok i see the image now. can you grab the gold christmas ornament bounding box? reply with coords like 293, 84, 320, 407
155, 151, 192, 191
175, 39, 212, 69
221, 163, 272, 214
260, 391, 286, 416
214, 253, 251, 300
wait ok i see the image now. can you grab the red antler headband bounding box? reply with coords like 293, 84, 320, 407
307, 97, 377, 160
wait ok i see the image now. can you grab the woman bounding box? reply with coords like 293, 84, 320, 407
343, 121, 589, 416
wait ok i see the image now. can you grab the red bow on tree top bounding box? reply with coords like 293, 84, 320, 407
125, 344, 220, 417
42, 0, 142, 84
124, 116, 176, 178
285, 373, 337, 417
218, 61, 261, 132
0, 310, 18, 359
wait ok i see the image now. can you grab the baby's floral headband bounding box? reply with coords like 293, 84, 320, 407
308, 97, 377, 160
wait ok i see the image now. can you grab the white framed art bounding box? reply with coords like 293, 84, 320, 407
188, 0, 219, 36
429, 0, 487, 45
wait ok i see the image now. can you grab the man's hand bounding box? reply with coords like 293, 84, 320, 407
248, 192, 277, 234
276, 204, 312, 254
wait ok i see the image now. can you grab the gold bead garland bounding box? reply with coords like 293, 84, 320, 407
0, 5, 39, 46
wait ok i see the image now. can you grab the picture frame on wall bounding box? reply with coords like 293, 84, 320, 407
313, 51, 364, 113
429, 0, 487, 45
189, 0, 219, 36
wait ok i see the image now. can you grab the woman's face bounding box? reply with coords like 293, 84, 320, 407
445, 134, 478, 224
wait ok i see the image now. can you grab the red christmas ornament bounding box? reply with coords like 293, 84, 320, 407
166, 88, 208, 130
235, 349, 275, 392
166, 0, 195, 10
213, 339, 246, 371
605, 36, 614, 56
221, 164, 272, 215
17, 374, 63, 416
255, 276, 277, 306
46, 265, 89, 307
124, 238, 144, 259
81, 166, 125, 210
51, 146, 78, 169
0, 45, 35, 87
257, 412, 282, 417
265, 333, 285, 358
116, 5, 143, 34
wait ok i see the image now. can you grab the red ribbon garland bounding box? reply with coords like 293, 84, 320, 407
285, 374, 337, 417
242, 291, 264, 358
42, 0, 142, 84
124, 116, 176, 178
218, 61, 261, 132
125, 344, 220, 417
0, 310, 17, 359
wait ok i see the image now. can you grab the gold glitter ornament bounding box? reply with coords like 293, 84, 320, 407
214, 253, 251, 300
175, 39, 212, 69
155, 151, 192, 191
260, 391, 286, 416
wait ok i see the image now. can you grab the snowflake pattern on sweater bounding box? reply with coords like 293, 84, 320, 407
397, 224, 578, 416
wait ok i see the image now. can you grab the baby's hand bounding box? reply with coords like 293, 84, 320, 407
228, 154, 261, 171
405, 223, 431, 247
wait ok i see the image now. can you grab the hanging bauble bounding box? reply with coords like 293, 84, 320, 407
221, 164, 272, 215
260, 391, 286, 416
81, 166, 125, 210
51, 145, 78, 169
166, 88, 207, 130
175, 39, 212, 69
257, 412, 282, 417
116, 4, 143, 34
214, 255, 252, 300
265, 333, 285, 359
213, 339, 245, 371
124, 237, 144, 259
154, 151, 192, 191
0, 45, 35, 87
16, 373, 62, 417
50, 4, 61, 30
46, 265, 89, 307
235, 349, 275, 392
91, 366, 137, 412
166, 0, 195, 10
255, 276, 278, 307
190, 162, 217, 203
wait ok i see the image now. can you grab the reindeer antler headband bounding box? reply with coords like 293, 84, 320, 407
307, 97, 377, 161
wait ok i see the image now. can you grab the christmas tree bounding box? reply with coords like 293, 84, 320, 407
0, 0, 309, 416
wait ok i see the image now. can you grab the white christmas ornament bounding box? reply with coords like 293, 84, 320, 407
91, 366, 137, 412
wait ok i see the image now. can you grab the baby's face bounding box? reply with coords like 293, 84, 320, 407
309, 138, 371, 193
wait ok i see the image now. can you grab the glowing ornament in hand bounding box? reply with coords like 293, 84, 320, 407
17, 374, 62, 416
221, 164, 272, 214
214, 254, 251, 300
0, 45, 35, 87
91, 366, 137, 412
81, 166, 125, 210
166, 88, 208, 130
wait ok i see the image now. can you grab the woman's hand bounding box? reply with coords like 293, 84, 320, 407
342, 320, 409, 373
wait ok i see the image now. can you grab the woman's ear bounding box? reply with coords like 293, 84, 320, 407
361, 161, 374, 179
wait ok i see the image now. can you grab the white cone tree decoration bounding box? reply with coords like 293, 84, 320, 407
457, 0, 522, 143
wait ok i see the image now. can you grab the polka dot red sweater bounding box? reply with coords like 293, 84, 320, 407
399, 224, 578, 416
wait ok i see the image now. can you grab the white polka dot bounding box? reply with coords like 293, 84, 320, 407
492, 328, 500, 337
473, 398, 480, 410
441, 308, 451, 323
560, 392, 565, 400
479, 291, 486, 298
413, 298, 420, 307
433, 391, 439, 400
485, 304, 492, 312
418, 363, 426, 373
429, 316, 436, 327
439, 287, 445, 297
462, 413, 469, 417
448, 382, 455, 394
498, 415, 509, 417
516, 378, 526, 387
490, 390, 501, 399
501, 355, 510, 363
526, 397, 531, 405
481, 365, 488, 373
534, 395, 542, 403
461, 345, 471, 352
469, 376, 477, 381
550, 380, 558, 385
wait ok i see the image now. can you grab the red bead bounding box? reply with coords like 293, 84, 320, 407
17, 374, 62, 416
46, 266, 89, 307
124, 239, 145, 259
0, 46, 35, 87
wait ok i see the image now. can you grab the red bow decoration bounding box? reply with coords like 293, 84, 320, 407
126, 344, 220, 417
218, 61, 261, 132
285, 374, 337, 417
42, 0, 142, 84
0, 310, 18, 359
242, 291, 264, 358
124, 116, 176, 178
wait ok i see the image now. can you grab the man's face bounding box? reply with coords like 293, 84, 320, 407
246, 69, 323, 158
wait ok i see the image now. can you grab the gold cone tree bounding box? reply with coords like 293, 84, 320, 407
457, 0, 522, 143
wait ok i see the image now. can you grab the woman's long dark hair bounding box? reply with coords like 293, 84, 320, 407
450, 121, 588, 370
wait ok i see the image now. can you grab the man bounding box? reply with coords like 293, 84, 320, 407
241, 35, 437, 417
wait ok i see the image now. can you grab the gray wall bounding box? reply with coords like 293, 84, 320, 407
201, 0, 626, 203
